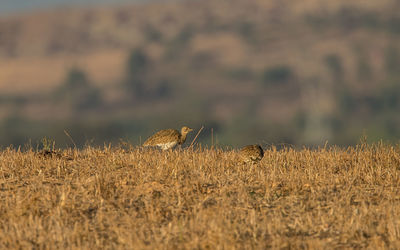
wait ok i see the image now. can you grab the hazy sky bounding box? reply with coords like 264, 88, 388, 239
0, 0, 149, 14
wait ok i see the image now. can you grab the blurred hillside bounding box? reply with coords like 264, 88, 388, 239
0, 0, 142, 14
0, 0, 400, 147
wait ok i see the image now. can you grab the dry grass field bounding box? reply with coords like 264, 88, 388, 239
0, 143, 400, 249
1, 0, 400, 147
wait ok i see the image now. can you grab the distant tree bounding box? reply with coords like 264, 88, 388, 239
115, 9, 131, 24
236, 21, 257, 45
191, 51, 215, 69
388, 16, 400, 34
65, 68, 90, 89
339, 90, 356, 114
164, 25, 194, 60
357, 56, 372, 82
353, 47, 373, 82
126, 48, 149, 96
237, 21, 254, 39
144, 24, 163, 42
155, 79, 171, 98
175, 25, 194, 45
261, 65, 293, 85
381, 84, 400, 109
385, 46, 400, 76
324, 54, 344, 83
57, 67, 101, 110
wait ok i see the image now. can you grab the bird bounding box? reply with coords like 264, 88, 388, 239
143, 126, 194, 150
238, 144, 264, 164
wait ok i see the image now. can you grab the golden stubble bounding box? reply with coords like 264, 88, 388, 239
0, 143, 399, 249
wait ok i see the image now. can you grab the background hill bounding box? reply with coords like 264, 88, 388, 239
0, 0, 400, 147
0, 0, 144, 14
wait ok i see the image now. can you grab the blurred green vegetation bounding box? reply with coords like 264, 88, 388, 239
125, 48, 149, 97
261, 66, 293, 86
55, 68, 102, 110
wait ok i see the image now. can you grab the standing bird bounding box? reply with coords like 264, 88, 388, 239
238, 144, 264, 164
143, 126, 194, 150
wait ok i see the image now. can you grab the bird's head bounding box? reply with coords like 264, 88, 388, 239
181, 126, 194, 135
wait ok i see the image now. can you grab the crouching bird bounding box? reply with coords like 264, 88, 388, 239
239, 144, 264, 164
143, 126, 194, 150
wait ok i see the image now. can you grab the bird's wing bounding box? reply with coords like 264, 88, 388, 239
143, 129, 180, 146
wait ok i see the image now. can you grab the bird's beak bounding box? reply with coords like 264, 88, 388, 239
189, 128, 194, 132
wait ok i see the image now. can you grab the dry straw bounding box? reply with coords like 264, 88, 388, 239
0, 142, 399, 248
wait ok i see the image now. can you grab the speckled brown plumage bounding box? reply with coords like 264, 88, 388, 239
143, 126, 193, 150
239, 144, 264, 164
